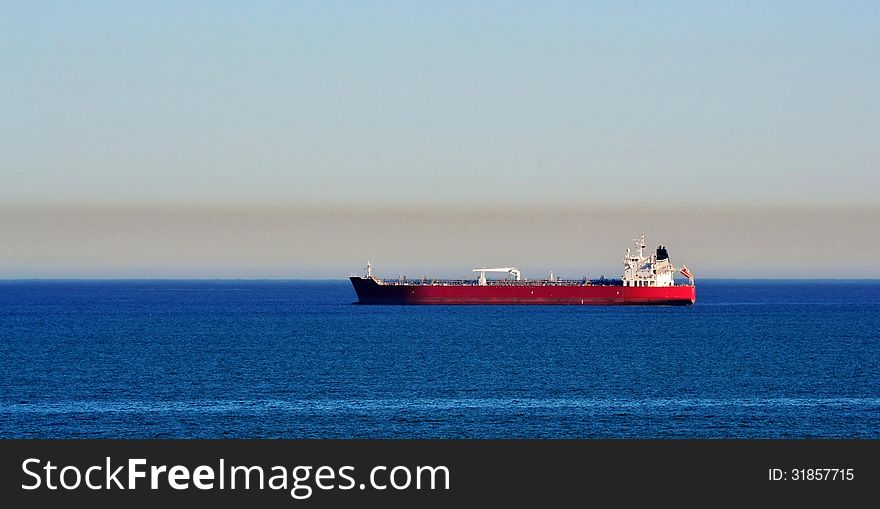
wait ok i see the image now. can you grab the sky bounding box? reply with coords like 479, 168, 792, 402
1, 2, 878, 277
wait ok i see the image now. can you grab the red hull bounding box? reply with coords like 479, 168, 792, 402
350, 277, 695, 305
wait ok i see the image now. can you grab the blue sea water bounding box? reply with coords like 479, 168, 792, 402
0, 280, 878, 438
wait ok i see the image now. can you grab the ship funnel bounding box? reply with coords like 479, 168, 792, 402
656, 246, 669, 261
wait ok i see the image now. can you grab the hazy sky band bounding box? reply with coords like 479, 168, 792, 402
2, 206, 878, 278
2, 1, 878, 208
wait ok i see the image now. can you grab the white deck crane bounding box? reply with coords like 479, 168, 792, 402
473, 267, 522, 286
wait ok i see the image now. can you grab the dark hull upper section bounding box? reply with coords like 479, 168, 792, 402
350, 277, 696, 305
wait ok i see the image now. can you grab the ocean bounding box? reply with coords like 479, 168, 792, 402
1, 280, 878, 438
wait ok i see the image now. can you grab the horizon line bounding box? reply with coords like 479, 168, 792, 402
2, 277, 879, 282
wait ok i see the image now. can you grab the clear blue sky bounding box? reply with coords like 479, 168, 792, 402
2, 1, 878, 208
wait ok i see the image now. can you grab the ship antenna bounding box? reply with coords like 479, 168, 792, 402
366, 261, 373, 278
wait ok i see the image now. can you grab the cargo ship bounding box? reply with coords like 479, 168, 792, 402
350, 234, 695, 305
